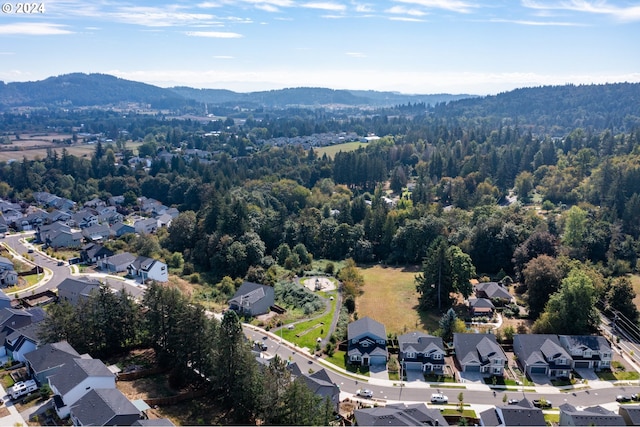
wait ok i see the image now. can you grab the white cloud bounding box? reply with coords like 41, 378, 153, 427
354, 3, 375, 13
0, 22, 73, 35
522, 0, 640, 22
346, 52, 367, 58
185, 31, 243, 37
213, 55, 235, 59
256, 4, 279, 12
302, 2, 347, 12
393, 0, 476, 14
111, 7, 216, 27
389, 16, 427, 21
386, 5, 427, 16
490, 18, 584, 26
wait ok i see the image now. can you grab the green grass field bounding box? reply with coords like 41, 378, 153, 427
357, 265, 439, 335
313, 142, 367, 159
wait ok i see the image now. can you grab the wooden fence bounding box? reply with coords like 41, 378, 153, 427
143, 388, 209, 406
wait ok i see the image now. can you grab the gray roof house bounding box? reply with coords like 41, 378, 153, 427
70, 388, 141, 426
24, 341, 82, 385
98, 252, 136, 273
619, 405, 640, 426
111, 222, 135, 237
559, 403, 625, 426
127, 256, 168, 283
38, 222, 82, 249
559, 335, 612, 371
5, 321, 43, 362
49, 357, 116, 419
513, 334, 572, 379
355, 402, 448, 426
480, 398, 545, 426
347, 316, 388, 366
288, 363, 340, 411
57, 277, 101, 306
134, 217, 158, 234
397, 331, 445, 373
81, 223, 111, 242
453, 333, 507, 376
469, 298, 495, 317
228, 282, 275, 317
80, 243, 114, 264
475, 282, 513, 302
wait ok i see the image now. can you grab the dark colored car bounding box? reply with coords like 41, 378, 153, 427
533, 399, 552, 409
616, 395, 632, 403
508, 399, 520, 405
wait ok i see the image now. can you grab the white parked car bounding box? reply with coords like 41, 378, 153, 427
356, 389, 374, 398
430, 393, 449, 404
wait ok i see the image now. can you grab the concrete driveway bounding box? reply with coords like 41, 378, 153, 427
369, 364, 389, 380
458, 371, 486, 384
575, 368, 599, 381
405, 369, 425, 382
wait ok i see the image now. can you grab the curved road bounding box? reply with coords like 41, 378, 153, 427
2, 232, 144, 298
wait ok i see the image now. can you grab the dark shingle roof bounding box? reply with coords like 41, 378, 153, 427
228, 282, 271, 307
514, 334, 571, 368
24, 341, 81, 375
105, 252, 136, 266
476, 282, 513, 300
453, 333, 505, 366
397, 332, 445, 354
348, 316, 386, 341
70, 388, 140, 426
559, 335, 611, 351
355, 403, 448, 426
560, 403, 625, 426
49, 358, 114, 395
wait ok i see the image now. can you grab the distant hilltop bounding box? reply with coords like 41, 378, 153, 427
0, 73, 474, 110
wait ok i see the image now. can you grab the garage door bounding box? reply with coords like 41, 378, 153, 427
574, 361, 591, 368
404, 362, 423, 371
530, 366, 547, 374
465, 365, 481, 372
370, 356, 387, 365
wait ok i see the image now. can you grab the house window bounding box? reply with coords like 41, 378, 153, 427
602, 353, 610, 359
557, 358, 565, 365
493, 367, 502, 374
361, 342, 369, 347
406, 352, 415, 359
433, 353, 443, 360
583, 351, 592, 358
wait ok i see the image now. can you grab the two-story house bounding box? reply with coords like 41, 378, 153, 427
397, 331, 445, 374
127, 256, 168, 283
49, 357, 116, 419
347, 316, 388, 367
513, 334, 572, 379
453, 333, 506, 376
559, 335, 612, 371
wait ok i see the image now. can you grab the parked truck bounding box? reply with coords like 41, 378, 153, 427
7, 380, 37, 400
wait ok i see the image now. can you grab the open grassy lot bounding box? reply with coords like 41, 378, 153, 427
630, 274, 640, 309
357, 265, 439, 335
314, 141, 367, 159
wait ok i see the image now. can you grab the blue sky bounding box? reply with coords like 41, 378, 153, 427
1, 0, 639, 94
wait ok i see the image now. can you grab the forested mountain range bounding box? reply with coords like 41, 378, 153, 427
2, 73, 639, 134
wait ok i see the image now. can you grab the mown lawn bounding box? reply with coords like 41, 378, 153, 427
357, 265, 439, 335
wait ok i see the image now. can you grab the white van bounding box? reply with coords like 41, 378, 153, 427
8, 380, 37, 400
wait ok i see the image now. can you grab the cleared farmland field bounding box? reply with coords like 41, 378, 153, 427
357, 264, 439, 335
314, 141, 367, 159
0, 140, 142, 162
